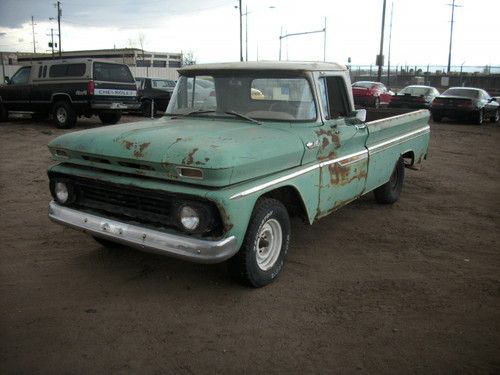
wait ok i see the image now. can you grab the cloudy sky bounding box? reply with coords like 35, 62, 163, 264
0, 0, 499, 68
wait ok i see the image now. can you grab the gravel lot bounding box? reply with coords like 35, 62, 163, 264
1, 114, 499, 374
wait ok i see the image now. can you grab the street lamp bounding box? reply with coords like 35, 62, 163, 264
243, 6, 275, 61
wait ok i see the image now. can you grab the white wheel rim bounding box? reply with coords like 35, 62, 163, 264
56, 107, 67, 123
256, 218, 282, 271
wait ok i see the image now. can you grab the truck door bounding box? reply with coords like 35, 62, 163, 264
2, 66, 32, 111
315, 75, 369, 219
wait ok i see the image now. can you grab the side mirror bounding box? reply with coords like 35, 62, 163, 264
490, 97, 497, 102
354, 109, 366, 123
4, 76, 11, 84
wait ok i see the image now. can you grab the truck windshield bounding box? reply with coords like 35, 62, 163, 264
166, 74, 317, 121
93, 62, 134, 83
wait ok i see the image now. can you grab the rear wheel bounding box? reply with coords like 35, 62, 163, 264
52, 101, 77, 129
228, 198, 291, 288
490, 109, 499, 123
474, 109, 484, 125
374, 157, 405, 204
0, 103, 8, 122
98, 112, 122, 125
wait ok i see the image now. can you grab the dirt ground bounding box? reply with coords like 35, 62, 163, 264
0, 114, 499, 374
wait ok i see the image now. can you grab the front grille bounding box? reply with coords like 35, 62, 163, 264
49, 173, 222, 235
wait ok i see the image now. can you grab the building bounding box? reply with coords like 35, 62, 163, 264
1, 48, 183, 79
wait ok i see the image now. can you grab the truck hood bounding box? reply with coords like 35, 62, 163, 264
48, 117, 305, 187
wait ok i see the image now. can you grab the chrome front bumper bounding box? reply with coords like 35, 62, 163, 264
48, 201, 238, 264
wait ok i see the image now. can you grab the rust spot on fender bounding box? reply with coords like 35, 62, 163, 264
217, 204, 234, 233
182, 148, 199, 165
119, 141, 151, 158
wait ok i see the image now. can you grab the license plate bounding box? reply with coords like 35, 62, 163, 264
110, 103, 127, 109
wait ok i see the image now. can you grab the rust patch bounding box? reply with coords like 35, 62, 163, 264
119, 140, 151, 158
315, 128, 341, 149
123, 141, 134, 150
217, 204, 234, 233
182, 148, 199, 165
327, 163, 351, 185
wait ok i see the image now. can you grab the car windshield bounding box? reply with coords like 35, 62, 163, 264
152, 79, 176, 89
442, 88, 479, 98
398, 86, 431, 96
352, 81, 375, 88
166, 74, 317, 122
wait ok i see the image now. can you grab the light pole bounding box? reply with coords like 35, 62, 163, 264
376, 0, 387, 82
242, 6, 275, 61
238, 0, 243, 62
447, 0, 462, 73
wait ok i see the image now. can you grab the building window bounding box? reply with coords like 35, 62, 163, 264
136, 60, 151, 67
152, 60, 167, 67
168, 60, 181, 68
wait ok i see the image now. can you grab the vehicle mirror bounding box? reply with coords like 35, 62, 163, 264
354, 109, 366, 122
490, 97, 497, 102
4, 76, 11, 84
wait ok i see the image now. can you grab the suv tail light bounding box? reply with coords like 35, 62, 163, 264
87, 80, 95, 96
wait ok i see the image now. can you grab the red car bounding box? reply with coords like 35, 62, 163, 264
352, 81, 394, 108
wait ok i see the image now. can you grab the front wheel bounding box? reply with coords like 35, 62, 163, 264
228, 198, 291, 288
374, 157, 405, 204
474, 109, 484, 125
490, 109, 499, 123
98, 112, 122, 125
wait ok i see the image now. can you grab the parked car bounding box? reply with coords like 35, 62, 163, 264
135, 77, 176, 117
0, 59, 140, 128
430, 87, 499, 124
47, 61, 430, 287
352, 81, 394, 108
389, 85, 440, 109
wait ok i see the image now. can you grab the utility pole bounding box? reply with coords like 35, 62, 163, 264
386, 2, 394, 88
323, 18, 327, 62
238, 0, 243, 62
56, 1, 62, 58
245, 5, 248, 61
447, 0, 462, 73
377, 0, 387, 82
31, 16, 37, 53
50, 28, 55, 58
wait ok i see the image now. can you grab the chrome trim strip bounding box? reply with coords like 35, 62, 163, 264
230, 150, 368, 200
229, 125, 430, 200
367, 126, 430, 153
366, 109, 429, 126
48, 201, 238, 264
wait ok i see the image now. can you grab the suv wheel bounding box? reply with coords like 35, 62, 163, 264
490, 109, 499, 123
52, 101, 77, 129
474, 109, 484, 125
98, 112, 122, 125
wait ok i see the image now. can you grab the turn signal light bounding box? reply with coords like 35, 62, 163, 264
87, 80, 95, 95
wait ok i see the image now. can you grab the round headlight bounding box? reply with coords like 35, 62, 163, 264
54, 182, 69, 204
179, 206, 200, 231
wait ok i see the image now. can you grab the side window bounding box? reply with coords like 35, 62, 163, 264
10, 67, 31, 85
66, 63, 86, 76
38, 66, 43, 78
49, 64, 68, 78
317, 78, 330, 119
43, 65, 47, 78
322, 76, 351, 119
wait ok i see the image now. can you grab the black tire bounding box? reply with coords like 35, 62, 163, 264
141, 100, 156, 117
0, 103, 8, 122
98, 112, 122, 125
432, 114, 442, 122
52, 100, 77, 129
228, 198, 291, 288
93, 236, 124, 249
374, 157, 405, 204
490, 109, 499, 123
373, 97, 380, 109
474, 109, 484, 125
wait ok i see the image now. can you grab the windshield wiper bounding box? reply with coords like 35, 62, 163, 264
185, 109, 217, 116
223, 111, 261, 125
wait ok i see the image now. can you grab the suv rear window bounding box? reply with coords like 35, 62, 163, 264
93, 62, 134, 83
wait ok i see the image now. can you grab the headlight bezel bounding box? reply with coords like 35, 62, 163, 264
50, 179, 76, 205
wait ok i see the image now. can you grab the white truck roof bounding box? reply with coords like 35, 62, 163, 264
179, 61, 347, 73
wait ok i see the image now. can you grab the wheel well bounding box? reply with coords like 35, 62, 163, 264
51, 94, 72, 106
260, 186, 308, 222
402, 150, 415, 166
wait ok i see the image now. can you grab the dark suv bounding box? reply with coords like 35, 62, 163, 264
135, 77, 175, 117
0, 58, 140, 128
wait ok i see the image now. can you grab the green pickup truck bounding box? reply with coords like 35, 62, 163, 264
47, 62, 430, 287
